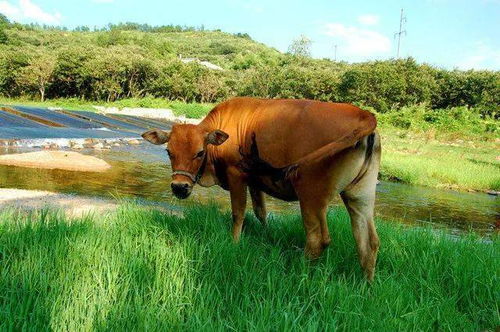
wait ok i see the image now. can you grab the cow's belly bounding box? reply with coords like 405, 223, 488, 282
249, 175, 298, 201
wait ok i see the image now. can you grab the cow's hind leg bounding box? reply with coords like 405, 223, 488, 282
340, 174, 379, 281
249, 186, 267, 226
300, 199, 330, 259
295, 181, 332, 260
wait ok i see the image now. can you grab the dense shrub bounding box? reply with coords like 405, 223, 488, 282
431, 70, 499, 118
377, 105, 498, 135
338, 59, 437, 112
0, 23, 498, 117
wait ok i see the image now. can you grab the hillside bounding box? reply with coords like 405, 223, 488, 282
0, 19, 498, 118
3, 27, 280, 69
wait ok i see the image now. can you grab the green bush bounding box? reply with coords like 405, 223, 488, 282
0, 24, 498, 119
377, 105, 498, 138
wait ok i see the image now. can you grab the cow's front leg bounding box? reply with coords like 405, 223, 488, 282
227, 167, 247, 242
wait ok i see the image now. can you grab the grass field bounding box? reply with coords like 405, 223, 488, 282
380, 129, 500, 191
1, 97, 499, 192
0, 204, 498, 330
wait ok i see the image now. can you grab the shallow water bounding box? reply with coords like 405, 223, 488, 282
0, 144, 498, 235
0, 105, 174, 140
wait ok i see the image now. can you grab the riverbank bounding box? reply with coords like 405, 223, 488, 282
0, 203, 497, 330
1, 97, 499, 192
380, 128, 500, 192
0, 188, 179, 218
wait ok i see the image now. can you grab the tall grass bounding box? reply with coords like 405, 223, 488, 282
381, 131, 500, 191
0, 204, 498, 330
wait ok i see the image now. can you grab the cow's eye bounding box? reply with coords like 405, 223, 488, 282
194, 150, 205, 159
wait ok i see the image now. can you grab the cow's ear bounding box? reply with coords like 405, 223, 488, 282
142, 129, 170, 145
207, 130, 229, 146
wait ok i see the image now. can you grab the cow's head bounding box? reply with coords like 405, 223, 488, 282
142, 124, 228, 199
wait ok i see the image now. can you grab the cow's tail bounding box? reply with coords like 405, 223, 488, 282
349, 131, 377, 186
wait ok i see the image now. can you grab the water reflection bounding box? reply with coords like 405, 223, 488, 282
0, 145, 498, 235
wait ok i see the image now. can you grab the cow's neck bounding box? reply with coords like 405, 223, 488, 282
197, 155, 219, 187
197, 111, 224, 188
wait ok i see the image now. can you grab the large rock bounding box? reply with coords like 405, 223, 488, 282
0, 151, 111, 172
127, 139, 141, 145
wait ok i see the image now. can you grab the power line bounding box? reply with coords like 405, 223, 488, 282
394, 8, 407, 58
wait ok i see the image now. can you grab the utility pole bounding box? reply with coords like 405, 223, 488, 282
333, 44, 338, 61
394, 8, 406, 58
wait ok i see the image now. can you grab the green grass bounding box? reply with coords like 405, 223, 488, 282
168, 101, 214, 118
0, 96, 99, 111
0, 96, 214, 118
381, 129, 500, 191
0, 204, 498, 330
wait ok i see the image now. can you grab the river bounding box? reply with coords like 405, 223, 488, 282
0, 143, 497, 236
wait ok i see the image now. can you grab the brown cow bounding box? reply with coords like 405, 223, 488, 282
142, 97, 381, 280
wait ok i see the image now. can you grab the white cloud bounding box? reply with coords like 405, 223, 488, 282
324, 23, 391, 56
357, 14, 379, 26
0, 0, 61, 24
456, 42, 500, 70
0, 1, 21, 20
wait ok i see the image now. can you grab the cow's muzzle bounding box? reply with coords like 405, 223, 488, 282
171, 182, 192, 199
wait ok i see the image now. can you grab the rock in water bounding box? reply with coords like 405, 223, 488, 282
127, 139, 141, 145
92, 142, 104, 150
0, 151, 111, 172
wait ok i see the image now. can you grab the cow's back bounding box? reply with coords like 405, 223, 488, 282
202, 97, 376, 168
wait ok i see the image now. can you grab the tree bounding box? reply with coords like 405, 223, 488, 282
288, 35, 312, 57
0, 13, 9, 44
0, 29, 7, 45
16, 52, 57, 101
196, 71, 226, 102
0, 13, 9, 26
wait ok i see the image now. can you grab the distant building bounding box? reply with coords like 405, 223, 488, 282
178, 55, 224, 71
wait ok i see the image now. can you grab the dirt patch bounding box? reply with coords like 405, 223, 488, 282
0, 150, 111, 172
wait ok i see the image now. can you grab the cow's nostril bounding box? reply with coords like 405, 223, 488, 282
171, 182, 191, 199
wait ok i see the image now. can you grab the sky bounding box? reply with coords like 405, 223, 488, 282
0, 0, 499, 70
